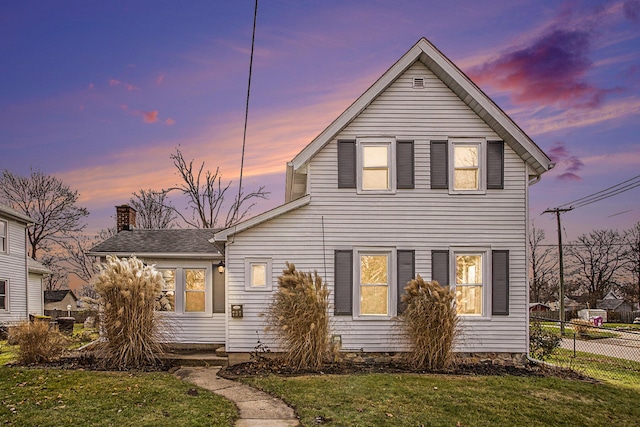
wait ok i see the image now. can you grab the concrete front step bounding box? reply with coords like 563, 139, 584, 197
160, 351, 228, 367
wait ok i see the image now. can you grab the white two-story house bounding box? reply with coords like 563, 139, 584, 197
213, 38, 552, 363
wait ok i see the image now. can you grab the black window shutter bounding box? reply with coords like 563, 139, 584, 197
337, 140, 356, 188
431, 250, 449, 286
396, 140, 415, 189
334, 250, 353, 315
492, 250, 509, 315
487, 141, 504, 189
397, 250, 415, 314
430, 140, 448, 189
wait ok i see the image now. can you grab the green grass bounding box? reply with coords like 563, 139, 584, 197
548, 348, 640, 390
0, 366, 237, 426
244, 373, 640, 427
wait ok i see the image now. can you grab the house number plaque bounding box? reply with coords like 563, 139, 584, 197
231, 304, 243, 318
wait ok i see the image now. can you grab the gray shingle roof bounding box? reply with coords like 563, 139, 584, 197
88, 229, 221, 256
44, 289, 77, 303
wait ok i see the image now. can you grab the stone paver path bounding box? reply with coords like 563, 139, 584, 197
174, 366, 300, 427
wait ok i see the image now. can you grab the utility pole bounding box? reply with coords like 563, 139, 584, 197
542, 207, 573, 335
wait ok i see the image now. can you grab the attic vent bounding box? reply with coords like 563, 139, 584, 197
412, 77, 425, 89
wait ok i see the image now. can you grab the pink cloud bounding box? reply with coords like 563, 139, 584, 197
156, 74, 165, 85
109, 78, 138, 91
165, 118, 175, 125
109, 79, 121, 86
469, 29, 616, 109
143, 111, 159, 123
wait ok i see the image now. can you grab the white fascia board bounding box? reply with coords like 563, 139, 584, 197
290, 45, 423, 171
213, 194, 311, 242
416, 39, 551, 174
86, 252, 222, 260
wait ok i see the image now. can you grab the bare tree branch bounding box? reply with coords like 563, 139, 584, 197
129, 189, 177, 229
529, 224, 558, 303
0, 169, 89, 260
622, 222, 640, 304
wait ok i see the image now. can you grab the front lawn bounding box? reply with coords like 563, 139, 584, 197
0, 366, 237, 426
244, 373, 640, 426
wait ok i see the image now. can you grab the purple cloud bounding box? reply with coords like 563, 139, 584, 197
547, 142, 584, 182
624, 0, 640, 22
470, 29, 614, 109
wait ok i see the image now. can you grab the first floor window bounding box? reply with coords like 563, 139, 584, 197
359, 252, 390, 316
185, 269, 206, 312
0, 220, 6, 253
455, 254, 484, 315
0, 279, 7, 310
156, 269, 176, 312
245, 258, 273, 291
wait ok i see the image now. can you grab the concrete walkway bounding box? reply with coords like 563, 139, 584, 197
174, 366, 300, 427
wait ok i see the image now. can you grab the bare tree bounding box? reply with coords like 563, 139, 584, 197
529, 224, 558, 303
622, 222, 640, 304
0, 169, 89, 259
166, 148, 268, 228
566, 229, 627, 307
40, 253, 69, 291
129, 189, 177, 229
63, 227, 116, 283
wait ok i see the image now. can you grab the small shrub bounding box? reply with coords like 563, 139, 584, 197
529, 321, 561, 361
93, 255, 167, 369
265, 263, 330, 370
399, 276, 458, 370
8, 320, 68, 364
571, 319, 594, 337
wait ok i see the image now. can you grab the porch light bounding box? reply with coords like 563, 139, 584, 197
216, 261, 225, 274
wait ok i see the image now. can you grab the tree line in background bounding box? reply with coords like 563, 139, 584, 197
0, 147, 267, 294
530, 222, 640, 308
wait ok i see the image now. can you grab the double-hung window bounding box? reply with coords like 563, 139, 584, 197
185, 269, 206, 312
156, 268, 176, 312
0, 279, 7, 310
451, 139, 483, 193
454, 253, 485, 316
358, 138, 395, 193
153, 265, 212, 314
0, 220, 7, 253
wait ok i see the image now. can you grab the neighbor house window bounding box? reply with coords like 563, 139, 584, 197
453, 142, 480, 191
184, 269, 206, 312
0, 279, 7, 310
0, 220, 7, 253
245, 258, 273, 291
156, 268, 176, 312
455, 253, 484, 316
358, 252, 391, 317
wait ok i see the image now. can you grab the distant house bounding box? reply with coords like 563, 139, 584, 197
597, 291, 634, 313
44, 289, 79, 312
529, 303, 550, 312
90, 38, 552, 364
0, 203, 50, 324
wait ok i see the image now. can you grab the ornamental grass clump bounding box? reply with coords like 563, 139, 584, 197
8, 320, 69, 365
93, 255, 166, 369
400, 275, 458, 370
265, 263, 330, 370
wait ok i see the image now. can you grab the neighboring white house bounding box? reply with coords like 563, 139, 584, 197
213, 38, 551, 361
0, 203, 50, 324
91, 38, 552, 363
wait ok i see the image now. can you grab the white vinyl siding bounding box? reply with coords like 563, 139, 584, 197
224, 61, 528, 354
0, 217, 30, 322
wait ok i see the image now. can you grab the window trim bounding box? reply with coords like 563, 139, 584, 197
353, 248, 396, 319
356, 137, 396, 194
449, 138, 486, 194
152, 264, 213, 316
0, 219, 7, 254
245, 258, 273, 291
451, 248, 491, 318
0, 278, 8, 311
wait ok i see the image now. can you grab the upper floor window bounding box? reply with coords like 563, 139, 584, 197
0, 220, 7, 253
0, 279, 7, 310
362, 144, 390, 190
453, 144, 480, 191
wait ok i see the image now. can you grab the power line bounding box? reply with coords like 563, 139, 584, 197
558, 174, 640, 210
231, 0, 259, 225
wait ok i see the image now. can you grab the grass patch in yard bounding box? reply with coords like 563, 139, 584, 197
244, 373, 640, 427
549, 348, 640, 390
0, 367, 237, 426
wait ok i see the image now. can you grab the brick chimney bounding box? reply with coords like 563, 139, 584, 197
116, 204, 137, 232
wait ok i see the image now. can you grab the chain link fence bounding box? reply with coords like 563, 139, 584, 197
530, 316, 640, 384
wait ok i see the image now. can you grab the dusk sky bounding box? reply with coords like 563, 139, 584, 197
1, 0, 639, 243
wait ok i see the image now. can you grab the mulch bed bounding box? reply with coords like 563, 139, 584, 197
219, 357, 596, 382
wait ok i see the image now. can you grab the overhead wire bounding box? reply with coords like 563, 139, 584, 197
557, 174, 640, 210
231, 0, 259, 226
